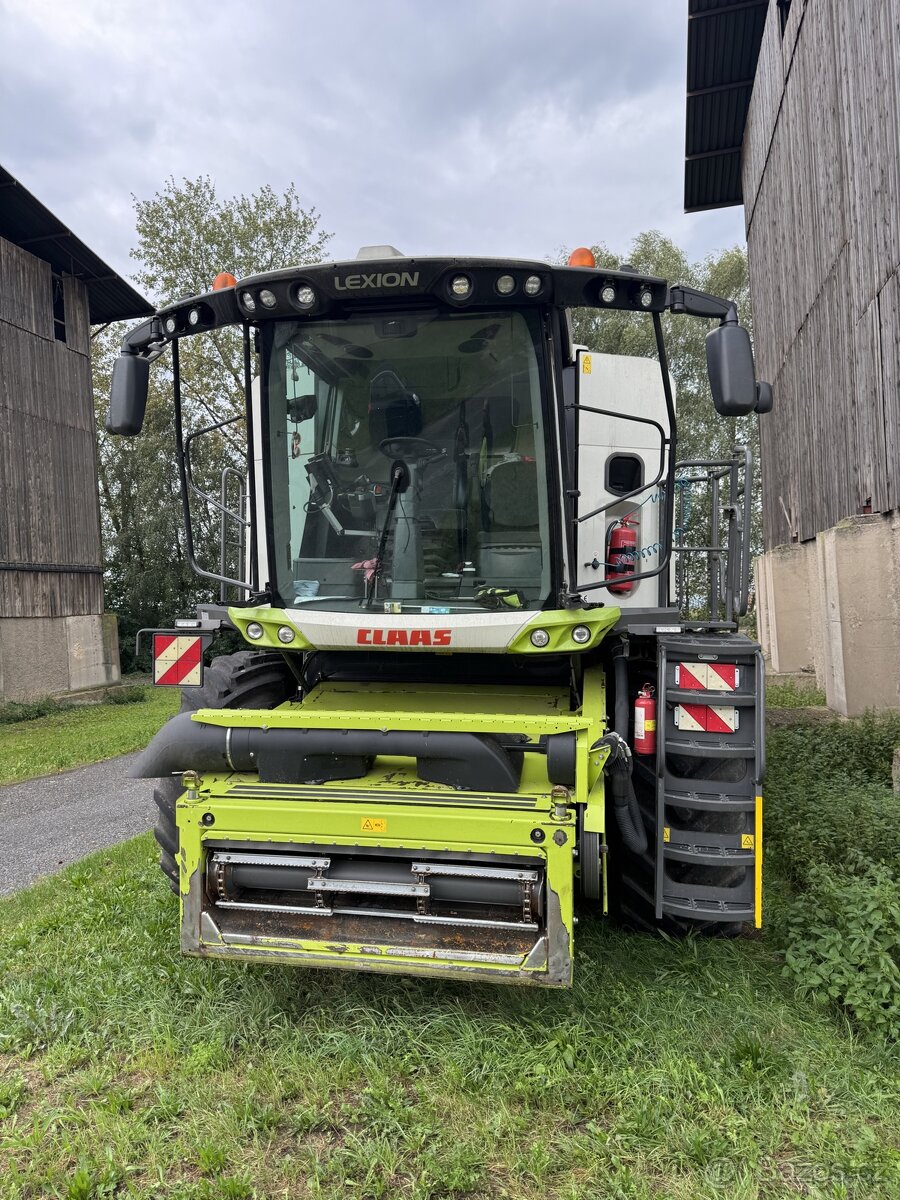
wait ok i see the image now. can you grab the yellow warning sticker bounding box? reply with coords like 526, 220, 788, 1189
582, 354, 592, 374
361, 817, 387, 833
663, 826, 671, 843
741, 833, 755, 849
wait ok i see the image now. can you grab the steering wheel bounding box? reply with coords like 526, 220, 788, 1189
378, 437, 444, 462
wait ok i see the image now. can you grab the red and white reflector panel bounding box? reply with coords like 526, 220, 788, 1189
675, 662, 739, 691
674, 703, 708, 732
706, 705, 739, 733
153, 634, 204, 686
675, 662, 706, 690
674, 703, 739, 733
707, 663, 738, 691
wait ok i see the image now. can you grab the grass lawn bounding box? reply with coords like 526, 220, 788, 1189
1, 836, 899, 1199
1, 687, 897, 1197
0, 690, 180, 786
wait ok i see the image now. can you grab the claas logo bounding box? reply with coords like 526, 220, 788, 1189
357, 628, 452, 647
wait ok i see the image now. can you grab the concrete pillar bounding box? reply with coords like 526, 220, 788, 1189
0, 613, 120, 701
816, 513, 900, 716
65, 614, 120, 691
755, 542, 816, 674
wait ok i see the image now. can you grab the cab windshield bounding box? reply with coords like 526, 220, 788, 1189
264, 308, 553, 613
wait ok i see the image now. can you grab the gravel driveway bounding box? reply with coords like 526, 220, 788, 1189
0, 754, 154, 896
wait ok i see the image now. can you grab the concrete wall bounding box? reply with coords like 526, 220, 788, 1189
756, 512, 900, 716
0, 614, 119, 701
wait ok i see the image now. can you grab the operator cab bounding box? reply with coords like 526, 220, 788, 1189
265, 307, 552, 613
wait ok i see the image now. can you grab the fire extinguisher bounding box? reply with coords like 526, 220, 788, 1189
606, 515, 638, 594
634, 684, 656, 756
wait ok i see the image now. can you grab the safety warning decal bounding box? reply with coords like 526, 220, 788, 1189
675, 662, 739, 691
582, 354, 592, 374
361, 817, 387, 833
153, 634, 204, 687
674, 704, 738, 733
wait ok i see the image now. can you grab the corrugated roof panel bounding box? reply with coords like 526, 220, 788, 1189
685, 154, 744, 212
684, 0, 768, 210
686, 84, 754, 156
0, 165, 152, 324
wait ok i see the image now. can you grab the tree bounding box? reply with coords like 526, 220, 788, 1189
564, 231, 759, 615
93, 178, 332, 668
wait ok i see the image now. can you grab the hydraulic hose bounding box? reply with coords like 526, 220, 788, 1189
597, 680, 649, 857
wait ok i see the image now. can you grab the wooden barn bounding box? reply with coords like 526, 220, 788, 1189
0, 166, 151, 700
685, 0, 900, 715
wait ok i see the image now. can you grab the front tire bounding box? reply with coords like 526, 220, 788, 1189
152, 652, 297, 893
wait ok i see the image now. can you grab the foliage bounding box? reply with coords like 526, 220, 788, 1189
103, 685, 147, 706
766, 678, 827, 708
564, 232, 759, 614
1, 836, 899, 1199
94, 177, 332, 668
765, 711, 900, 1038
783, 862, 900, 1039
0, 697, 60, 725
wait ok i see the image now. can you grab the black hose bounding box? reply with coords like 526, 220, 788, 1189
612, 643, 629, 743
131, 712, 524, 792
595, 728, 649, 857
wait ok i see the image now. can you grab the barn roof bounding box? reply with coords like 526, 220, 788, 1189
684, 0, 768, 212
0, 165, 152, 324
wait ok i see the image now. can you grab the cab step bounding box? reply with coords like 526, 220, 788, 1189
654, 633, 764, 928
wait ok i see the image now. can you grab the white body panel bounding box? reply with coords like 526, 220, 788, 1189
575, 352, 673, 608
284, 607, 536, 652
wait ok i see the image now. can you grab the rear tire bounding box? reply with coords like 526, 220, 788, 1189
606, 773, 744, 939
152, 652, 297, 894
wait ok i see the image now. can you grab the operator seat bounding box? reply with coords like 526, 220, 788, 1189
477, 457, 542, 594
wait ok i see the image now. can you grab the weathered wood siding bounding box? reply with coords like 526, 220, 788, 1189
744, 0, 900, 548
0, 235, 104, 616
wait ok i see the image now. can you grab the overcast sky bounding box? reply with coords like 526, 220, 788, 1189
0, 0, 744, 291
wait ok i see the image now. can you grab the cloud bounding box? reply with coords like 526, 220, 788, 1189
0, 0, 744, 289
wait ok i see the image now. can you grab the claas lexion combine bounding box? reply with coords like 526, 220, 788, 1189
108, 245, 772, 987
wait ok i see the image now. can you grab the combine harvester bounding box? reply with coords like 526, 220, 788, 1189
109, 245, 772, 986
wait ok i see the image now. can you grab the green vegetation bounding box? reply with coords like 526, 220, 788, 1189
766, 678, 827, 708
2, 835, 899, 1199
1, 711, 899, 1197
766, 711, 900, 1039
0, 697, 66, 725
93, 177, 332, 672
103, 685, 149, 706
0, 688, 179, 785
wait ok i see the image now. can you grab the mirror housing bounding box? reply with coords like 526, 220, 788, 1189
288, 394, 317, 423
706, 323, 758, 417
107, 354, 150, 436
755, 380, 774, 414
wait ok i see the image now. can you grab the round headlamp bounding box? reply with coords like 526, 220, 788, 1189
450, 275, 473, 299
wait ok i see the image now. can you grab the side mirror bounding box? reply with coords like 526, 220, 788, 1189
706, 323, 758, 417
107, 354, 150, 436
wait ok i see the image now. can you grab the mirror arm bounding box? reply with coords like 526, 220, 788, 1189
120, 316, 167, 362
667, 285, 738, 326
